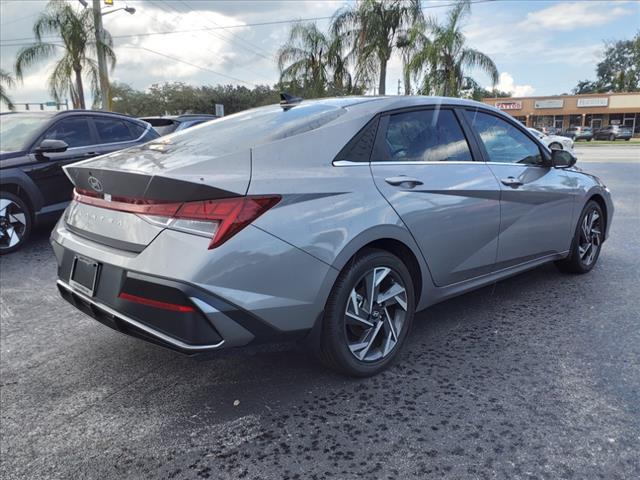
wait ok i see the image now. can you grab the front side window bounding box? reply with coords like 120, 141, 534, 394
93, 118, 135, 143
43, 117, 92, 148
467, 110, 542, 165
380, 109, 472, 162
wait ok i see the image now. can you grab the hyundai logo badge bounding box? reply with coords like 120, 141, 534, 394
88, 176, 103, 192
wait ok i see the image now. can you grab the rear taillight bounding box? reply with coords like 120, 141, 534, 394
73, 189, 280, 249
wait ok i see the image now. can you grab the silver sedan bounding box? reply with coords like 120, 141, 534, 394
51, 96, 613, 376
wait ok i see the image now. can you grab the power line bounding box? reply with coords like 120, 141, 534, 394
0, 0, 497, 45
118, 45, 259, 86
144, 0, 267, 84
179, 0, 274, 60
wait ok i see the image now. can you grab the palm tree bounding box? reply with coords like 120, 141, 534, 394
332, 0, 423, 95
0, 69, 16, 110
15, 0, 115, 109
277, 22, 354, 97
277, 22, 330, 98
409, 0, 498, 97
396, 22, 428, 95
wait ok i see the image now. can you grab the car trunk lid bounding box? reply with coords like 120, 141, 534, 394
63, 141, 251, 251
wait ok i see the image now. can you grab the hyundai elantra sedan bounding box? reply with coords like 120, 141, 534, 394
51, 96, 613, 376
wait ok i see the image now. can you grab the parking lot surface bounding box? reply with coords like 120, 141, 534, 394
1, 146, 638, 479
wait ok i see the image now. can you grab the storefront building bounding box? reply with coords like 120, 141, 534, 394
481, 92, 640, 135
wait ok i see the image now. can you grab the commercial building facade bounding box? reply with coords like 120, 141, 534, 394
482, 92, 640, 135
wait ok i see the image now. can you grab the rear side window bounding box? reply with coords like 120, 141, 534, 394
43, 117, 93, 148
94, 118, 135, 143
379, 109, 472, 162
127, 121, 146, 139
466, 110, 542, 165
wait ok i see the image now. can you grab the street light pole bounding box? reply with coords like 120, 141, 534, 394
92, 0, 110, 111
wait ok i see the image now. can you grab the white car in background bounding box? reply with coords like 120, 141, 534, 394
528, 128, 574, 152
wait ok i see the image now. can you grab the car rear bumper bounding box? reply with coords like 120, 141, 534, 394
54, 255, 295, 354
51, 216, 338, 354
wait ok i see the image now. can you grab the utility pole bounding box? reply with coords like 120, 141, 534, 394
93, 0, 110, 111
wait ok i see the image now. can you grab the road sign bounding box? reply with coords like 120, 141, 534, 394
45, 101, 57, 106
215, 104, 224, 117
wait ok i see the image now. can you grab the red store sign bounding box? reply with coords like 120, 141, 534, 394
495, 101, 522, 110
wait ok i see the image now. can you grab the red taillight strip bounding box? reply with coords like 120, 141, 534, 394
73, 188, 281, 249
74, 189, 182, 217
118, 292, 195, 313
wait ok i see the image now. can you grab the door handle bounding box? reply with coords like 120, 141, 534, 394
384, 176, 424, 188
500, 177, 523, 188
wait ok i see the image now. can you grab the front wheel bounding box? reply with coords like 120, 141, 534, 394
318, 249, 415, 377
549, 142, 562, 150
609, 134, 615, 141
0, 192, 32, 254
555, 201, 604, 274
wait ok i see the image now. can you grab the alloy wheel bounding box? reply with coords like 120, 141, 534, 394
345, 266, 408, 362
578, 208, 602, 266
0, 198, 27, 250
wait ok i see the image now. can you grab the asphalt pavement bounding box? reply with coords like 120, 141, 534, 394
1, 145, 639, 479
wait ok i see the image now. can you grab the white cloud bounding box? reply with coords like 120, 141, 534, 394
519, 2, 628, 31
489, 72, 535, 97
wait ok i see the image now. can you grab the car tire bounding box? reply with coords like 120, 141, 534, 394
318, 248, 415, 377
625, 138, 630, 141
0, 192, 32, 255
609, 134, 615, 141
587, 138, 592, 142
555, 200, 604, 274
549, 142, 562, 150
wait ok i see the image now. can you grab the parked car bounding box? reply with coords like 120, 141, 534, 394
0, 110, 158, 253
140, 114, 218, 136
527, 127, 574, 151
541, 126, 562, 136
593, 125, 633, 141
564, 126, 593, 141
52, 96, 613, 377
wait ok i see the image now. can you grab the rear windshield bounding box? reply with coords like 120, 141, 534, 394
82, 102, 347, 173
178, 103, 345, 146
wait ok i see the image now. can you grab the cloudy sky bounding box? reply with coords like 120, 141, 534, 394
1, 0, 638, 107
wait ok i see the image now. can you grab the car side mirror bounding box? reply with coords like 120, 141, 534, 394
551, 148, 576, 168
35, 139, 69, 154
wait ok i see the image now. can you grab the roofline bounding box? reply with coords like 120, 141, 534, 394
483, 91, 640, 101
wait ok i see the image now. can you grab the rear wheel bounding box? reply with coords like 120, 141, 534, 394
609, 134, 615, 141
555, 201, 604, 274
318, 249, 415, 377
0, 192, 32, 254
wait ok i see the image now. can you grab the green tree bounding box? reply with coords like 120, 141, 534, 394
332, 0, 423, 95
574, 33, 639, 93
0, 69, 15, 110
408, 0, 498, 97
277, 22, 356, 98
572, 79, 598, 95
15, 0, 115, 109
111, 82, 282, 117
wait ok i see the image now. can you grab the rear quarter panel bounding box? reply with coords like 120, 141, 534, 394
248, 112, 434, 310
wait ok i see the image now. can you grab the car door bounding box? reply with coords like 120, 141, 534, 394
26, 115, 98, 206
464, 109, 575, 269
370, 107, 502, 286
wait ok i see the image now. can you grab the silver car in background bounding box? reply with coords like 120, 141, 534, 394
51, 96, 613, 376
527, 127, 574, 151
